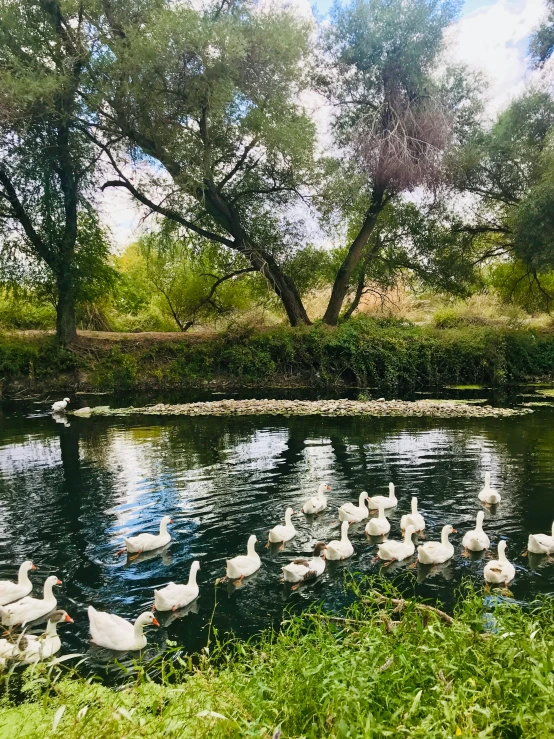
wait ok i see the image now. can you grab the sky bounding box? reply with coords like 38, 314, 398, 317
100, 0, 550, 248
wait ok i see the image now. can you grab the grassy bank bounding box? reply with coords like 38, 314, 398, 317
2, 316, 554, 396
1, 583, 554, 738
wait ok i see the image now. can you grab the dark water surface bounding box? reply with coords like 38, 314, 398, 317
1, 388, 554, 674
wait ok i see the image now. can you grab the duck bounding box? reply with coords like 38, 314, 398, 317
302, 483, 331, 515
267, 508, 296, 547
0, 561, 36, 606
368, 483, 398, 510
88, 606, 159, 651
478, 472, 501, 505
365, 501, 391, 536
417, 525, 456, 565
400, 497, 425, 534
484, 541, 515, 587
51, 398, 70, 413
0, 610, 73, 664
282, 542, 327, 587
463, 511, 490, 552
338, 491, 369, 522
527, 521, 554, 554
226, 535, 261, 580
377, 525, 416, 562
325, 521, 354, 560
0, 575, 61, 626
154, 561, 200, 611
122, 515, 172, 554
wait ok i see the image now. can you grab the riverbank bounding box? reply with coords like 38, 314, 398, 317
2, 317, 554, 397
76, 398, 532, 418
1, 585, 553, 738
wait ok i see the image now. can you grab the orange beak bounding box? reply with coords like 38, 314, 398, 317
65, 614, 74, 623
452, 529, 457, 534
31, 563, 36, 570
169, 519, 174, 524
152, 617, 160, 627
327, 485, 331, 491
56, 579, 62, 585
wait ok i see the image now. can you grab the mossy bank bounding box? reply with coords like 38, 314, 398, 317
3, 316, 554, 396
1, 584, 554, 738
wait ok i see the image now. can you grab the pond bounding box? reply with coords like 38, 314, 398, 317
1, 388, 554, 676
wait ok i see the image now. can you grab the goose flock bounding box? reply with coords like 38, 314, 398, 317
0, 468, 551, 665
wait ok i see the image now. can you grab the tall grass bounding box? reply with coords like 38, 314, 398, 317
1, 581, 554, 738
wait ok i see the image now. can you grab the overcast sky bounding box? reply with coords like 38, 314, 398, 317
99, 0, 549, 249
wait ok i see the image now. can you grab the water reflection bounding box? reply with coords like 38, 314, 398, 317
1, 404, 554, 674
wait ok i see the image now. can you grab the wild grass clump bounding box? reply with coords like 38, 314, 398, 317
1, 582, 554, 738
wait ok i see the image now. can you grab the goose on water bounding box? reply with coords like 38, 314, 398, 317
0, 575, 61, 627
484, 541, 515, 588
478, 472, 501, 505
267, 508, 296, 547
0, 561, 36, 606
368, 483, 398, 511
282, 542, 327, 588
365, 501, 390, 536
527, 521, 554, 555
400, 497, 425, 534
377, 525, 416, 563
463, 511, 490, 552
120, 515, 172, 555
325, 521, 354, 560
88, 606, 159, 651
417, 525, 456, 565
154, 561, 200, 612
0, 610, 73, 664
302, 483, 331, 515
338, 491, 369, 523
225, 535, 261, 581
51, 398, 70, 413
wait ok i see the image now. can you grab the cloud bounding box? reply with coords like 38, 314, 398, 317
447, 0, 548, 116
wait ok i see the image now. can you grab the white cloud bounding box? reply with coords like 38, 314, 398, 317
447, 0, 548, 116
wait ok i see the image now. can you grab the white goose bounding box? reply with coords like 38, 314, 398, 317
154, 561, 200, 612
463, 511, 490, 552
0, 575, 61, 626
417, 525, 456, 565
377, 525, 416, 562
88, 606, 159, 651
0, 610, 73, 664
302, 483, 331, 515
0, 561, 36, 606
365, 501, 391, 536
478, 473, 501, 505
338, 491, 369, 522
226, 535, 261, 580
51, 398, 70, 413
484, 541, 515, 587
325, 521, 354, 560
400, 497, 425, 534
368, 483, 398, 510
527, 521, 554, 554
267, 508, 296, 547
282, 543, 327, 586
122, 515, 172, 554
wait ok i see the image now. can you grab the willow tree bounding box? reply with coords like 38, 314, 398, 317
90, 0, 316, 326
319, 0, 463, 325
0, 0, 103, 343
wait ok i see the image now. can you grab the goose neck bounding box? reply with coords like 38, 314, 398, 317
341, 522, 350, 542
411, 498, 418, 514
389, 483, 395, 499
160, 519, 169, 535
441, 528, 451, 545
247, 538, 257, 557
45, 619, 59, 637
551, 521, 554, 538
188, 565, 199, 587
404, 528, 413, 544
498, 544, 508, 563
18, 565, 32, 588
134, 614, 149, 637
485, 472, 491, 489
43, 580, 55, 600
358, 493, 367, 508
378, 503, 386, 519
285, 510, 293, 526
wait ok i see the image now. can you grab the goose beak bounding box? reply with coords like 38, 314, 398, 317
31, 564, 36, 570
452, 529, 457, 534
326, 485, 331, 490
56, 579, 62, 585
169, 518, 173, 524
65, 614, 74, 623
152, 617, 160, 627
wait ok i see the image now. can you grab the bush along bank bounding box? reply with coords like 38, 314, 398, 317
3, 316, 554, 395
1, 582, 554, 738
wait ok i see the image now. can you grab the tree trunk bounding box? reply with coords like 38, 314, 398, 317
342, 267, 366, 320
322, 190, 385, 326
56, 271, 77, 344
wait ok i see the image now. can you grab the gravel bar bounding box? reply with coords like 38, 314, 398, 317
73, 399, 532, 419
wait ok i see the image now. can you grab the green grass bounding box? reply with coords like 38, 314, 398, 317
1, 582, 554, 738
3, 316, 554, 393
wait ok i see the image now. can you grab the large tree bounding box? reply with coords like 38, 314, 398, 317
87, 0, 316, 326
318, 0, 465, 324
530, 0, 554, 67
0, 0, 103, 343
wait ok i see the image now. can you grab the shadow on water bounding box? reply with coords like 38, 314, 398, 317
2, 388, 554, 679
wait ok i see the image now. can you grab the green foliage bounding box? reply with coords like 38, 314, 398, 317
2, 584, 554, 737
5, 318, 554, 393
530, 0, 554, 65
